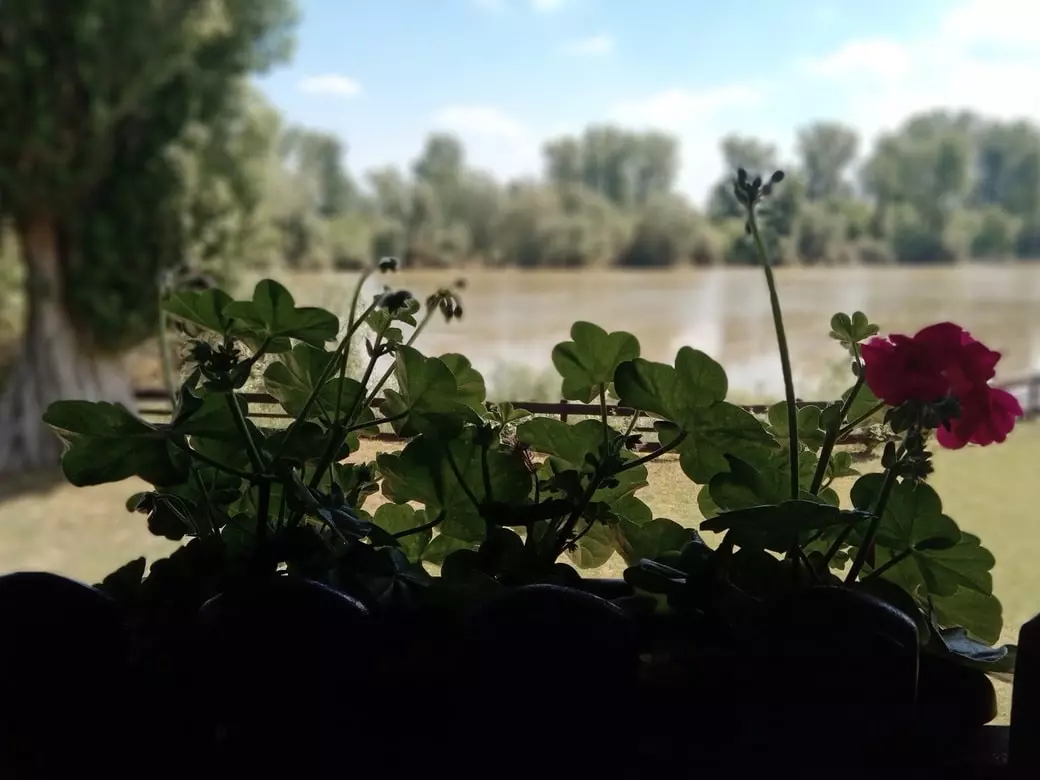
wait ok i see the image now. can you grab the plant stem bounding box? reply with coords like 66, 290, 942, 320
226, 394, 264, 474
862, 547, 915, 583
393, 510, 445, 539
444, 445, 482, 512
809, 414, 841, 496
838, 402, 885, 439
623, 409, 641, 438
157, 288, 177, 407
271, 301, 378, 464
810, 372, 868, 495
366, 305, 438, 407
554, 471, 605, 560
612, 431, 687, 475
170, 438, 253, 481
747, 207, 798, 500
845, 466, 900, 583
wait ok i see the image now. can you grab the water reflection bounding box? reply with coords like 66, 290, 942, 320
266, 266, 1040, 401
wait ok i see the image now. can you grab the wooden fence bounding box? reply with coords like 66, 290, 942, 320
132, 373, 1040, 449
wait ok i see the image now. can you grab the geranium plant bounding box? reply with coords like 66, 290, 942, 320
622, 170, 1021, 674
39, 169, 1019, 680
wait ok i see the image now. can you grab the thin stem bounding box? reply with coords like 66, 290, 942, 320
623, 409, 641, 438
365, 304, 438, 407
393, 510, 445, 540
554, 471, 605, 559
444, 446, 482, 512
747, 207, 798, 500
334, 297, 380, 419
157, 288, 177, 407
599, 384, 610, 450
480, 441, 494, 505
862, 547, 915, 583
612, 431, 688, 474
845, 465, 900, 583
225, 394, 264, 474
810, 371, 867, 495
838, 402, 885, 439
272, 298, 378, 464
170, 438, 252, 481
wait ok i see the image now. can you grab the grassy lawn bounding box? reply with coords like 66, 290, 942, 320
1, 421, 1038, 721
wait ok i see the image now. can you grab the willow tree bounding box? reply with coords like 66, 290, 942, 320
0, 0, 297, 474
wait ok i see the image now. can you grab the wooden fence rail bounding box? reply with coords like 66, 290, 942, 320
132, 373, 1040, 449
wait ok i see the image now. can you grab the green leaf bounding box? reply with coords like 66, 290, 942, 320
931, 588, 1004, 646
843, 383, 883, 424
612, 518, 695, 566
767, 402, 828, 450
421, 534, 477, 565
567, 521, 615, 569
262, 343, 366, 421
873, 481, 962, 552
613, 347, 727, 420
827, 451, 859, 480
163, 288, 234, 334
516, 417, 608, 472
438, 353, 487, 413
378, 346, 480, 437
829, 311, 880, 353
171, 392, 250, 443
612, 494, 653, 527
676, 403, 779, 484
372, 504, 432, 563
43, 401, 188, 487
701, 500, 870, 554
377, 429, 532, 543
552, 322, 640, 403
222, 279, 340, 352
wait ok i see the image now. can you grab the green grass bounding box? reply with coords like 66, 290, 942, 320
1, 420, 1037, 721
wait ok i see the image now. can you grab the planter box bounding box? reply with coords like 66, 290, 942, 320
0, 571, 1027, 777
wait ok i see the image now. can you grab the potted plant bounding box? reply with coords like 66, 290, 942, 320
31, 170, 1020, 772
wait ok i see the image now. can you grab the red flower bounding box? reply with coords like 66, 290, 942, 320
860, 322, 1022, 448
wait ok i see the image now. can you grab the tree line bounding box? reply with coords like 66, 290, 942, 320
240, 109, 1040, 272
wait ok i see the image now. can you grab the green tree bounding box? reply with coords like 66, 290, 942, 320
0, 0, 297, 474
796, 122, 859, 201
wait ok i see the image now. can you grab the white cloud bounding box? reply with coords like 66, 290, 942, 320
612, 85, 763, 129
432, 105, 529, 141
799, 38, 914, 82
802, 0, 1040, 141
297, 74, 361, 97
560, 33, 613, 57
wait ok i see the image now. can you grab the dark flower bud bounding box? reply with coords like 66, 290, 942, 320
770, 170, 785, 184
378, 256, 400, 272
379, 289, 413, 311
761, 183, 773, 197
737, 168, 748, 184
752, 175, 762, 190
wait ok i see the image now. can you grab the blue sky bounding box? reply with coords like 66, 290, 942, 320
256, 0, 1039, 204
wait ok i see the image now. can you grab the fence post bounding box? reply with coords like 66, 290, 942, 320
1029, 379, 1040, 419
559, 399, 569, 424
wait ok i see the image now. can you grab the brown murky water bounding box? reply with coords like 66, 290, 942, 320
245, 266, 1040, 401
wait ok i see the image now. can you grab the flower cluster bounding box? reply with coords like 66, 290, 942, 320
861, 322, 1023, 449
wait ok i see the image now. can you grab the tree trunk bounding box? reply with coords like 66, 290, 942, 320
0, 216, 136, 476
